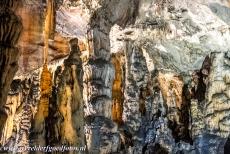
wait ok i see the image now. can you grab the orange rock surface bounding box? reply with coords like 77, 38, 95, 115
111, 54, 124, 125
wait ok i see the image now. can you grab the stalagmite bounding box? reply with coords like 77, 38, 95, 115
46, 38, 85, 148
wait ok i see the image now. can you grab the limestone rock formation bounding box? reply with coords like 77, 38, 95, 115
0, 0, 22, 146
0, 0, 230, 154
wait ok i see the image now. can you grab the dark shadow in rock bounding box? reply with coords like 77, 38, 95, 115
194, 133, 226, 154
143, 143, 169, 154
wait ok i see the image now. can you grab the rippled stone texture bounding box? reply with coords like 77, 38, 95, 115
5, 72, 40, 152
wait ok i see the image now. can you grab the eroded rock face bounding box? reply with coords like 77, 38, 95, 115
16, 0, 70, 75
0, 0, 22, 146
186, 52, 230, 154
3, 38, 85, 153
29, 38, 86, 152
1, 0, 230, 153
45, 38, 85, 148
205, 52, 230, 137
111, 53, 124, 125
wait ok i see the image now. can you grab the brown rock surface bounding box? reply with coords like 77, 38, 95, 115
16, 1, 70, 75
0, 0, 22, 146
1, 0, 230, 153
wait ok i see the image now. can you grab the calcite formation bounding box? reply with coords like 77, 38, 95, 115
0, 0, 22, 146
16, 0, 70, 74
111, 53, 124, 125
205, 52, 230, 137
0, 0, 230, 154
6, 71, 40, 152
46, 38, 85, 148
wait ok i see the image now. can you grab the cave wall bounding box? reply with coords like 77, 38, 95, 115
1, 0, 230, 153
0, 0, 22, 146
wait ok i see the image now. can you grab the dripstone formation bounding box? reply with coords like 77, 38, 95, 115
0, 0, 230, 154
0, 0, 22, 146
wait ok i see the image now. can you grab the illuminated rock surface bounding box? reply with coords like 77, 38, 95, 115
0, 0, 230, 153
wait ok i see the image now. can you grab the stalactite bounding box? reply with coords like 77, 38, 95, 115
39, 0, 54, 117
1, 0, 230, 153
43, 0, 55, 64
39, 64, 52, 117
32, 0, 54, 130
30, 65, 52, 147
111, 53, 124, 125
83, 1, 138, 152
30, 0, 54, 148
